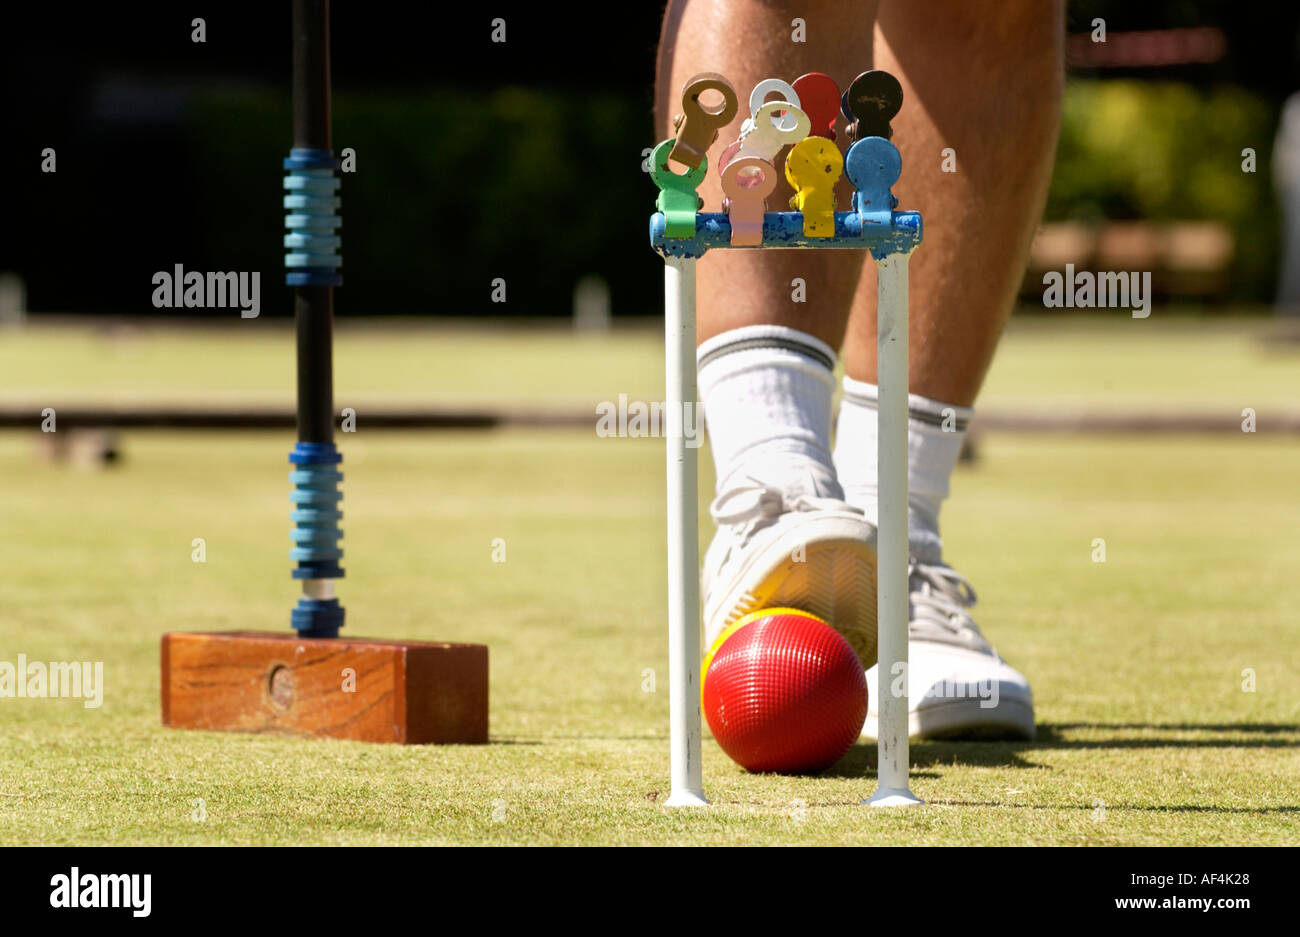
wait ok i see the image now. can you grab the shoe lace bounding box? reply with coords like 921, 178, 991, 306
710, 480, 857, 549
908, 560, 991, 650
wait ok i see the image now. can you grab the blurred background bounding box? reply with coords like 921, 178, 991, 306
2, 2, 663, 322
4, 0, 1300, 321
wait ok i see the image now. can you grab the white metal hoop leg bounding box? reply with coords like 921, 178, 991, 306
663, 256, 709, 807
866, 251, 923, 808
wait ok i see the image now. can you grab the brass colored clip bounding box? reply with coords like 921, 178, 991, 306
669, 73, 740, 170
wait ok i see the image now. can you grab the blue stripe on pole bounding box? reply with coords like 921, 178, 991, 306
283, 150, 342, 285
288, 442, 345, 631
292, 597, 345, 636
289, 442, 345, 580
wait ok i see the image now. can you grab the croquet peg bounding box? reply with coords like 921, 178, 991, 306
842, 69, 903, 142
669, 72, 739, 170
651, 138, 707, 239
785, 136, 842, 238
720, 156, 778, 246
162, 0, 492, 748
845, 136, 901, 227
792, 72, 840, 140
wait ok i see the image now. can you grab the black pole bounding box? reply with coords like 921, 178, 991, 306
292, 0, 334, 445
285, 0, 344, 637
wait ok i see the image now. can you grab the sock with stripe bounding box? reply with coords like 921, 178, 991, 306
697, 325, 843, 499
832, 375, 972, 562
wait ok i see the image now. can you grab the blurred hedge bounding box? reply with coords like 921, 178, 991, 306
186, 87, 656, 318
1048, 80, 1280, 301
182, 79, 1284, 318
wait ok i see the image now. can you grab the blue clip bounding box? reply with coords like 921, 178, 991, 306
844, 137, 901, 227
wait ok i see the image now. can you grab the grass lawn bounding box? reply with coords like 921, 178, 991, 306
0, 422, 1296, 844
0, 314, 1297, 844
2, 312, 1298, 416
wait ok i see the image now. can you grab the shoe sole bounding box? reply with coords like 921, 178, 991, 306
707, 515, 879, 668
861, 695, 1036, 741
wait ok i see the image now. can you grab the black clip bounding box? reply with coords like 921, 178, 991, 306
841, 70, 903, 142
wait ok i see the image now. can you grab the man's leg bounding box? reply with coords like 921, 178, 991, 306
656, 1, 884, 663
837, 0, 1063, 550
834, 0, 1064, 739
840, 0, 1064, 404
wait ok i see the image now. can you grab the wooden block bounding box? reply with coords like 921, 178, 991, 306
161, 632, 487, 744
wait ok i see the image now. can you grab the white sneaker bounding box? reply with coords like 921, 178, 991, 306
862, 560, 1035, 740
702, 464, 879, 667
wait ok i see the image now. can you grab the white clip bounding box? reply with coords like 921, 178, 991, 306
736, 100, 810, 162
742, 78, 802, 133
721, 78, 810, 170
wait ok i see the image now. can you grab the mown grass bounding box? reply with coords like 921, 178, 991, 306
0, 420, 1296, 844
1, 313, 1297, 414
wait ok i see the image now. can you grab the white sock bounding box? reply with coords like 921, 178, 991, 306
697, 325, 842, 498
832, 376, 972, 562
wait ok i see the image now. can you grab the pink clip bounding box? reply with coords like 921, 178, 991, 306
720, 157, 778, 247
792, 72, 840, 140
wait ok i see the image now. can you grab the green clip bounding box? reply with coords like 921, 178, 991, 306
650, 139, 707, 239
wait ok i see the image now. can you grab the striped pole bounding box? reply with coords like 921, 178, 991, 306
284, 0, 344, 637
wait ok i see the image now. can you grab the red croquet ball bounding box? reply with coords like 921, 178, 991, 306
702, 607, 867, 774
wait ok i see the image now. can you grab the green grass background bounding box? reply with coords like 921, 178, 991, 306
0, 315, 1297, 844
2, 314, 1298, 413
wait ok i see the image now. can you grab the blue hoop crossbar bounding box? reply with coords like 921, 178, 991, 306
649, 210, 922, 261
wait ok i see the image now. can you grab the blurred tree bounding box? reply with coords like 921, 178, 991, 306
1048, 80, 1279, 300
186, 87, 653, 318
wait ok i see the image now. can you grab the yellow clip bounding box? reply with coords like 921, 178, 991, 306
784, 137, 842, 238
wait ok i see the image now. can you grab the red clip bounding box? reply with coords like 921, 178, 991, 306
792, 72, 840, 141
